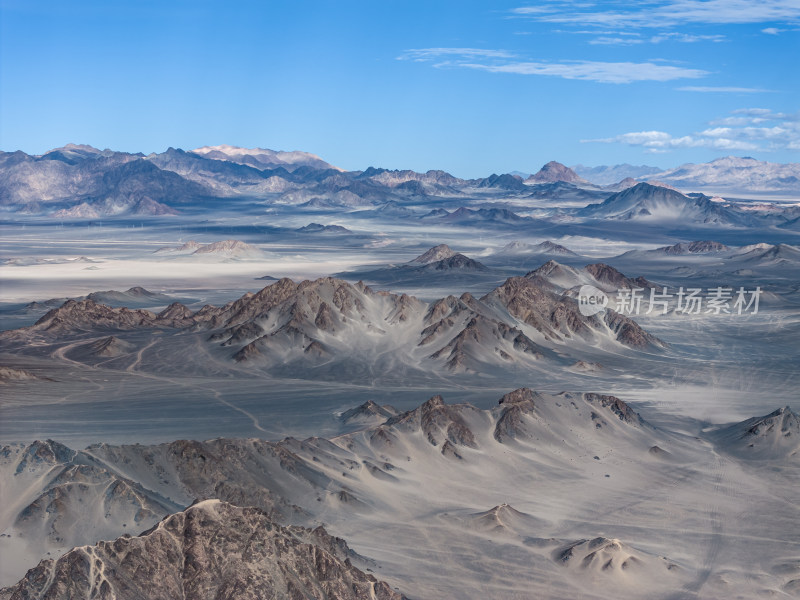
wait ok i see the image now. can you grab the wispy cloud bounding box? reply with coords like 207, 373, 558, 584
712, 108, 800, 124
583, 108, 800, 152
589, 36, 645, 45
398, 48, 517, 62
589, 32, 725, 44
461, 60, 707, 83
512, 0, 800, 28
552, 29, 643, 36
398, 48, 708, 83
584, 130, 760, 152
678, 86, 772, 93
649, 32, 726, 43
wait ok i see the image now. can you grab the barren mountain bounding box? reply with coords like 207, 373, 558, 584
527, 161, 591, 185
0, 389, 656, 575
1, 391, 796, 598
572, 163, 662, 185
23, 300, 161, 334
655, 156, 800, 193
80, 335, 135, 357
0, 366, 40, 383
147, 147, 292, 196
440, 207, 527, 224
154, 240, 203, 254
576, 157, 800, 193
0, 439, 181, 582
153, 239, 264, 258
345, 245, 491, 286
476, 173, 529, 191
497, 240, 578, 257
418, 253, 488, 272
655, 240, 730, 255
483, 274, 661, 348
603, 176, 640, 191
3, 147, 798, 219
296, 223, 352, 234
366, 168, 463, 189
556, 536, 681, 579
0, 500, 403, 600
0, 150, 206, 216
710, 406, 799, 460
466, 503, 544, 534
410, 244, 457, 264
191, 239, 263, 258
582, 263, 654, 290
340, 400, 398, 427
2, 267, 664, 377
733, 242, 800, 266
524, 260, 655, 294
579, 182, 748, 224
192, 144, 339, 171
85, 286, 174, 306
10, 288, 178, 321
524, 180, 608, 202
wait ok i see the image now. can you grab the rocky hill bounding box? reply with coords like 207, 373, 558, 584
0, 500, 403, 600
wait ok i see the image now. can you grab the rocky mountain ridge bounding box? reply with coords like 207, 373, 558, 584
1, 393, 794, 598
4, 264, 664, 375
0, 500, 403, 600
3, 146, 798, 217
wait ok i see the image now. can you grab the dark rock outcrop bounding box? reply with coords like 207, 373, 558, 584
0, 500, 404, 600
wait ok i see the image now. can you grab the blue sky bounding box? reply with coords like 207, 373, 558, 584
1, 0, 798, 177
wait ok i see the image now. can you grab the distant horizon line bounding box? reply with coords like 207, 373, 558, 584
3, 144, 797, 178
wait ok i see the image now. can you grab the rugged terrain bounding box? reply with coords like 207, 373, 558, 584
1, 390, 798, 598
2, 145, 799, 599
2, 148, 798, 230
0, 500, 403, 600
0, 260, 664, 380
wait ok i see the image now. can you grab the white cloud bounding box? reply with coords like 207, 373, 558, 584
398, 48, 517, 62
590, 31, 726, 44
511, 6, 561, 15
721, 108, 800, 123
584, 108, 800, 152
732, 108, 796, 118
589, 36, 645, 45
584, 131, 759, 151
552, 29, 643, 36
696, 126, 793, 139
462, 60, 707, 83
512, 0, 800, 28
761, 27, 785, 33
678, 86, 772, 92
581, 131, 758, 152
398, 48, 708, 83
649, 32, 726, 43
706, 110, 796, 125
657, 0, 800, 24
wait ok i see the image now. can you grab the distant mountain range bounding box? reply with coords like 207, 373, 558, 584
572, 163, 663, 185
652, 156, 800, 192
574, 156, 800, 192
1, 145, 798, 218
191, 144, 339, 171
